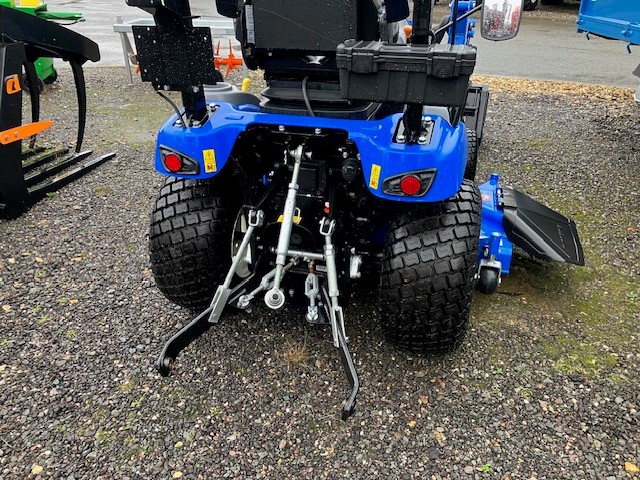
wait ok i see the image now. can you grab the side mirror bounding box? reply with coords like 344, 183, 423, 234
481, 0, 524, 41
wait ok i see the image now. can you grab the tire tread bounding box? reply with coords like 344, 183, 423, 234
380, 180, 481, 354
149, 176, 235, 310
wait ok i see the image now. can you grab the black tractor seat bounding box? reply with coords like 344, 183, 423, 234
203, 84, 261, 106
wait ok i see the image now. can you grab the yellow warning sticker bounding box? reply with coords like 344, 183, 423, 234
369, 164, 381, 190
277, 214, 302, 225
203, 149, 217, 173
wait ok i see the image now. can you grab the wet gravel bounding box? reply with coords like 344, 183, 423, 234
0, 68, 638, 479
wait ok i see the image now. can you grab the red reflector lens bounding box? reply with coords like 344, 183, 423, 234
164, 153, 183, 173
400, 175, 422, 196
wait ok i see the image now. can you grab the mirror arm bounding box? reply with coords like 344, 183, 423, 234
433, 3, 482, 39
449, 0, 460, 45
411, 0, 433, 45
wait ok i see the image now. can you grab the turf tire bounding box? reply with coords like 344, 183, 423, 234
464, 129, 478, 181
523, 0, 538, 10
380, 180, 481, 354
149, 176, 238, 310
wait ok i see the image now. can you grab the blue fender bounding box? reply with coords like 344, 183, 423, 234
155, 102, 468, 203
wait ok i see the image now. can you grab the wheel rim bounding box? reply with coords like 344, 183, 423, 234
231, 208, 252, 279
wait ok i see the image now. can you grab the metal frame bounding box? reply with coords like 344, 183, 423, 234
0, 6, 114, 219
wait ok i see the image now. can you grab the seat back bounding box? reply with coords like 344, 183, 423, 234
251, 1, 359, 53
239, 0, 378, 79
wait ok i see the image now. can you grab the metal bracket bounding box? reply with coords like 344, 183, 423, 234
305, 272, 320, 322
319, 217, 336, 236
321, 286, 359, 420
208, 209, 263, 323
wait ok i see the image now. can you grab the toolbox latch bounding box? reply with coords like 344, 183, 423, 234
431, 56, 457, 78
351, 51, 377, 74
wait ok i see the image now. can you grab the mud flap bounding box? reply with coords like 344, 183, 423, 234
502, 186, 585, 266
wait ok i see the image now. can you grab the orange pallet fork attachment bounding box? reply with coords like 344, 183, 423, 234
0, 120, 53, 145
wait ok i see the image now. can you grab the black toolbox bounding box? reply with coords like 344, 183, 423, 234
336, 40, 477, 107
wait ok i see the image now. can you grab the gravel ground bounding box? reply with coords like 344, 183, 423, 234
0, 68, 639, 479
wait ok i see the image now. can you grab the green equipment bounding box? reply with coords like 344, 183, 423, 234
0, 0, 83, 86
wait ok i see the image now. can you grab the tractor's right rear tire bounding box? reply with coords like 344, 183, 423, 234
524, 0, 539, 11
149, 176, 239, 311
379, 180, 481, 354
464, 129, 478, 181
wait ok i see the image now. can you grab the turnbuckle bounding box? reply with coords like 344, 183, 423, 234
304, 271, 320, 322
319, 218, 346, 347
265, 145, 304, 310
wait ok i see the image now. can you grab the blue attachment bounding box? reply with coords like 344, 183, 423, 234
477, 173, 513, 275
155, 102, 468, 203
448, 1, 477, 45
488, 232, 501, 258
577, 0, 640, 46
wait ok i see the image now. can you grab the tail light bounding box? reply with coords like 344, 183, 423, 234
160, 148, 199, 175
382, 169, 436, 197
400, 175, 422, 196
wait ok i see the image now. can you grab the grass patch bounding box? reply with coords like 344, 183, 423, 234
93, 185, 114, 197
119, 375, 136, 393
521, 137, 554, 152
281, 337, 309, 370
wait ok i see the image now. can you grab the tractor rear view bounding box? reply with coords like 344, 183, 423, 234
129, 0, 584, 419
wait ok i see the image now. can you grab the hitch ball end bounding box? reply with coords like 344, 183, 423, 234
264, 289, 286, 310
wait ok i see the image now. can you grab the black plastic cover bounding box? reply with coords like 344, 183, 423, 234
386, 0, 410, 22
216, 0, 241, 18
133, 25, 217, 88
336, 40, 476, 106
249, 0, 359, 52
502, 186, 585, 266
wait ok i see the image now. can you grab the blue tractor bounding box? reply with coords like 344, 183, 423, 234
128, 0, 584, 418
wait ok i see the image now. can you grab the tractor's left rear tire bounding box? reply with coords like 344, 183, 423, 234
379, 180, 481, 354
149, 176, 239, 311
